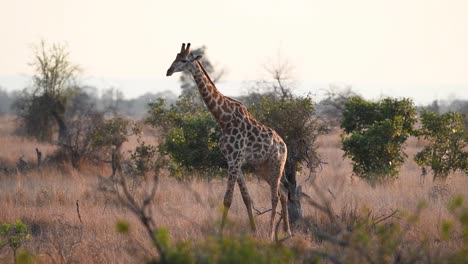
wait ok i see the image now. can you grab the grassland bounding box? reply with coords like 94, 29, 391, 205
0, 115, 467, 263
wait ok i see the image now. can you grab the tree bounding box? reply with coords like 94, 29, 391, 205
341, 97, 417, 184
414, 111, 468, 180
45, 86, 107, 168
248, 62, 327, 226
14, 41, 80, 142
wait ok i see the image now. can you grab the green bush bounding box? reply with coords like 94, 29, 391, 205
143, 228, 294, 264
341, 97, 417, 184
0, 220, 31, 263
146, 98, 226, 179
414, 111, 468, 179
162, 116, 225, 177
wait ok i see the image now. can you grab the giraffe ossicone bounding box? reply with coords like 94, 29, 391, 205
166, 43, 291, 240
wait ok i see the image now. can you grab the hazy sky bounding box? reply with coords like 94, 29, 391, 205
1, 0, 467, 103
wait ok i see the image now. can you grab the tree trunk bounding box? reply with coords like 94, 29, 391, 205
51, 110, 69, 144
284, 157, 303, 227
35, 148, 42, 167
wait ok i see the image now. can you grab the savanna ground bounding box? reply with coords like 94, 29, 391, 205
0, 115, 467, 263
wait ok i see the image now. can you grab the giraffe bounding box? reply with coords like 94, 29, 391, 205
166, 43, 291, 240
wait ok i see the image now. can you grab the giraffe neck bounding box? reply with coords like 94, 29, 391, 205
188, 61, 226, 122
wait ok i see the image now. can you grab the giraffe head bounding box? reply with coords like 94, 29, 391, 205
166, 43, 202, 76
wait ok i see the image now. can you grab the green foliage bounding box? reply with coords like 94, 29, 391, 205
446, 196, 468, 263
0, 220, 31, 263
91, 117, 130, 148
154, 228, 170, 249
116, 220, 129, 234
146, 230, 293, 264
130, 139, 160, 176
16, 249, 35, 264
0, 220, 30, 250
414, 111, 468, 179
200, 237, 293, 264
441, 220, 453, 240
341, 97, 417, 184
146, 98, 226, 179
92, 116, 163, 179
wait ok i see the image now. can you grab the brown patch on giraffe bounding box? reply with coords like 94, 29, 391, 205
221, 114, 231, 123
201, 89, 209, 97
207, 84, 216, 94
231, 117, 240, 127
221, 102, 231, 112
253, 143, 262, 151
240, 122, 246, 130
212, 106, 223, 118
207, 100, 216, 110
217, 96, 223, 105
225, 144, 233, 153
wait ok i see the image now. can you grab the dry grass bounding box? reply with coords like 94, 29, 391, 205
0, 115, 467, 263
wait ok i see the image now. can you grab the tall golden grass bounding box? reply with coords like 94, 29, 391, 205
0, 115, 466, 262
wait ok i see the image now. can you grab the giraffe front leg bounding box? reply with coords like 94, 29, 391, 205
220, 169, 237, 235
237, 176, 256, 233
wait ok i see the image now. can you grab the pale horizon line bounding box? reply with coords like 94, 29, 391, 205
0, 74, 467, 106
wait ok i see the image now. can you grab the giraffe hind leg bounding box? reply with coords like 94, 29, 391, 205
269, 182, 280, 241
280, 189, 292, 236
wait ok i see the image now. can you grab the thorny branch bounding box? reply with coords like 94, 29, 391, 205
100, 169, 168, 263
299, 180, 405, 263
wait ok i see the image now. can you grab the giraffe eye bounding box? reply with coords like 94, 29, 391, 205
181, 59, 188, 63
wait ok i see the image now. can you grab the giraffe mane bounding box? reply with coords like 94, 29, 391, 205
196, 60, 219, 93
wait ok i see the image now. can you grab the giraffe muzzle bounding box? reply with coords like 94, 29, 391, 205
166, 69, 173, 76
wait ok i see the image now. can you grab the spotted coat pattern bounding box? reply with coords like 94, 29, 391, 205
166, 43, 291, 239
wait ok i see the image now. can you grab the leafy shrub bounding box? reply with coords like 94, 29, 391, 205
341, 97, 417, 184
146, 98, 226, 179
0, 220, 31, 263
446, 196, 468, 262
138, 227, 294, 264
414, 111, 468, 180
